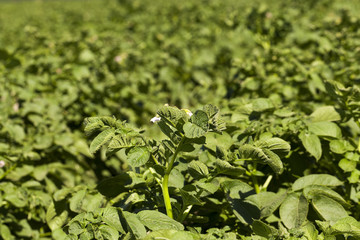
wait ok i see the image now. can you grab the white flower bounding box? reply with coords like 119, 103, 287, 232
150, 116, 161, 123
0, 161, 5, 168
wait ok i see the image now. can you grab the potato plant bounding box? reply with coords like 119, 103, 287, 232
0, 0, 360, 239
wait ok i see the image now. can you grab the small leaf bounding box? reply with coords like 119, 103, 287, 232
331, 216, 360, 238
188, 161, 209, 179
98, 225, 119, 240
330, 140, 355, 154
292, 174, 342, 191
84, 120, 104, 136
102, 207, 126, 234
299, 131, 322, 160
191, 110, 209, 130
247, 191, 287, 218
239, 144, 283, 175
183, 122, 206, 138
69, 189, 86, 212
89, 128, 115, 154
215, 159, 246, 176
123, 211, 147, 239
255, 137, 291, 156
252, 98, 274, 112
138, 210, 184, 231
157, 105, 187, 130
339, 158, 357, 172
252, 220, 279, 238
127, 146, 150, 168
180, 189, 203, 206
312, 195, 348, 223
279, 193, 308, 229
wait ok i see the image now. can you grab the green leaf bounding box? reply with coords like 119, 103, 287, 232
252, 220, 279, 238
108, 135, 139, 152
157, 105, 187, 129
203, 104, 219, 118
84, 119, 104, 136
0, 224, 14, 240
308, 121, 342, 139
292, 174, 342, 191
299, 131, 322, 160
310, 106, 341, 122
69, 189, 86, 212
180, 189, 203, 206
301, 222, 318, 240
255, 137, 291, 156
303, 185, 349, 207
123, 211, 147, 239
247, 191, 287, 218
329, 140, 355, 154
229, 198, 260, 225
215, 159, 245, 176
98, 225, 119, 240
331, 216, 360, 238
338, 158, 357, 172
97, 173, 131, 198
279, 193, 308, 229
138, 210, 184, 231
158, 121, 181, 144
188, 161, 209, 179
311, 195, 348, 223
102, 207, 126, 234
46, 202, 68, 231
191, 110, 209, 130
239, 144, 283, 175
252, 98, 274, 112
126, 146, 150, 168
143, 229, 201, 240
183, 122, 206, 138
89, 128, 115, 154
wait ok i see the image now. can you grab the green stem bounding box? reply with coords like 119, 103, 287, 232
261, 175, 273, 191
252, 174, 260, 194
162, 174, 173, 218
162, 137, 185, 219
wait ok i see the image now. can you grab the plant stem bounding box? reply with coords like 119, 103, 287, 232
162, 137, 185, 219
162, 174, 173, 218
252, 174, 260, 194
261, 175, 273, 191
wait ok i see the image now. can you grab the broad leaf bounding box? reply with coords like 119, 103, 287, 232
138, 210, 184, 231
188, 161, 209, 179
279, 193, 308, 229
126, 146, 150, 167
299, 131, 322, 160
292, 174, 342, 191
247, 191, 287, 218
308, 121, 342, 139
123, 211, 147, 239
310, 106, 341, 122
311, 195, 348, 223
183, 122, 206, 138
303, 185, 349, 207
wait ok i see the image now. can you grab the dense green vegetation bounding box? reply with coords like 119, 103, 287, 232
1, 0, 360, 239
